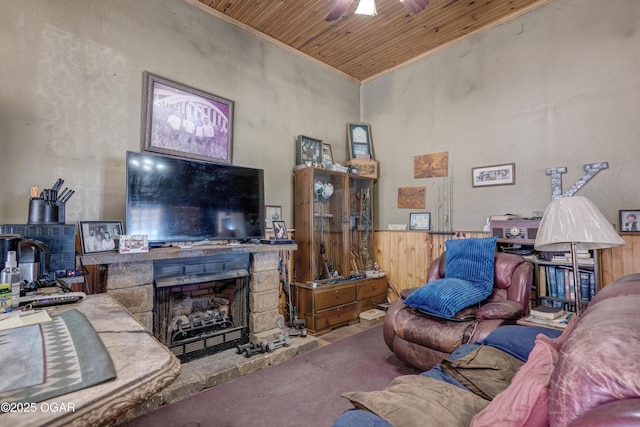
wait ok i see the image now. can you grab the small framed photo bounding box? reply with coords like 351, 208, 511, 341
322, 143, 334, 167
265, 205, 282, 229
409, 212, 431, 230
273, 221, 289, 240
620, 210, 640, 232
119, 235, 149, 253
472, 163, 516, 187
296, 135, 323, 166
141, 71, 234, 164
347, 123, 374, 160
79, 221, 123, 254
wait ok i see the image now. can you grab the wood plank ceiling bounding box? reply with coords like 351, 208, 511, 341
187, 0, 552, 82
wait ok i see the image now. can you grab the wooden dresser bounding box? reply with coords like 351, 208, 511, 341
295, 276, 387, 335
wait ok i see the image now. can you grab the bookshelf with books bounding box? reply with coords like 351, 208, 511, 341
534, 249, 599, 313
497, 242, 600, 313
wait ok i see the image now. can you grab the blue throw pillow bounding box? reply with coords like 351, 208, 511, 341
404, 237, 498, 319
404, 278, 488, 318
478, 325, 563, 361
445, 236, 497, 287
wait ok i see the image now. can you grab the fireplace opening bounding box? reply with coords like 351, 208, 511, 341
153, 254, 250, 363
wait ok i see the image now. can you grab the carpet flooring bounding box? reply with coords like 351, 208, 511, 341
120, 323, 418, 427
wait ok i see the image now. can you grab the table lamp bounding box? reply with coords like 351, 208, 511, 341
534, 196, 625, 316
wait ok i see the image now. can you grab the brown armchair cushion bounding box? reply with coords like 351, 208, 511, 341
476, 301, 524, 321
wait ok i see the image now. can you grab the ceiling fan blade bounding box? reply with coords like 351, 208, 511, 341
326, 0, 354, 21
401, 0, 430, 15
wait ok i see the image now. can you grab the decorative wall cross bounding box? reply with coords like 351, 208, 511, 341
545, 162, 609, 199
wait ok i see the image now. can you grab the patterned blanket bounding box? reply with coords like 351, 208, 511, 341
0, 309, 116, 405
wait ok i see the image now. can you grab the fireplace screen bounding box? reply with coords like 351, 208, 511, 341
153, 254, 250, 362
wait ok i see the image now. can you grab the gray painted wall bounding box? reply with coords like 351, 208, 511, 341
0, 0, 359, 227
1, 0, 638, 234
363, 0, 640, 231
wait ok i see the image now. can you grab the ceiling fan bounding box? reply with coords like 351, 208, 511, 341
326, 0, 430, 21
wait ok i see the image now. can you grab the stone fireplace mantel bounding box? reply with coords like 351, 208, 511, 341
79, 243, 296, 265
78, 243, 297, 346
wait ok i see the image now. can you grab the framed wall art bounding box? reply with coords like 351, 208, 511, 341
472, 163, 516, 187
398, 187, 426, 209
409, 212, 431, 230
347, 123, 374, 160
79, 220, 123, 254
296, 135, 323, 166
265, 205, 282, 229
620, 210, 640, 232
141, 71, 234, 164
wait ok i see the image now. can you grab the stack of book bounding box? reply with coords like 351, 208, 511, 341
530, 305, 564, 320
522, 305, 571, 329
549, 250, 594, 265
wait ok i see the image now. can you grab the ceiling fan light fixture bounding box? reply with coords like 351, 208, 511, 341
355, 0, 377, 16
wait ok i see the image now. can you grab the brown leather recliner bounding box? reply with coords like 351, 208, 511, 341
383, 252, 533, 371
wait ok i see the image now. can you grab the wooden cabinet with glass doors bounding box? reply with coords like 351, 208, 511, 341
293, 167, 375, 283
293, 167, 380, 334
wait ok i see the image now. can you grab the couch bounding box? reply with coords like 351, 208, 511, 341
384, 251, 533, 371
334, 272, 640, 427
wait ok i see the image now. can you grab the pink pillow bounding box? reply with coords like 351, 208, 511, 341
470, 339, 558, 427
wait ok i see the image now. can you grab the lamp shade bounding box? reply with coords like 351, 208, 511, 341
534, 196, 625, 251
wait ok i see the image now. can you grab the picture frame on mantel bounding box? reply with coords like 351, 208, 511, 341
472, 163, 516, 187
79, 220, 123, 255
273, 221, 289, 240
347, 123, 374, 160
265, 205, 282, 229
141, 71, 234, 164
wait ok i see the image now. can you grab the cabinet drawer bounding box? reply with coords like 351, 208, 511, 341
357, 294, 387, 313
315, 302, 358, 330
356, 278, 387, 299
314, 284, 356, 310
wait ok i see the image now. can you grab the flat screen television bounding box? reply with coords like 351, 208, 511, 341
126, 151, 265, 246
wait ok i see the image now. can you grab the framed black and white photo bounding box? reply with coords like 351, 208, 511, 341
409, 212, 431, 230
347, 123, 374, 160
142, 71, 234, 164
296, 135, 323, 166
620, 210, 640, 232
472, 163, 516, 187
79, 221, 123, 254
265, 205, 282, 229
273, 221, 288, 240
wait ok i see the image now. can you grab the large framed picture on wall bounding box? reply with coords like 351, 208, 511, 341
142, 71, 234, 165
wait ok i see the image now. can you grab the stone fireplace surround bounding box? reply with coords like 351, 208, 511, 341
79, 243, 325, 423
79, 243, 298, 347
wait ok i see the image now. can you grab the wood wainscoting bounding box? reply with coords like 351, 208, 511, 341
373, 230, 489, 299
374, 230, 639, 301
599, 233, 640, 287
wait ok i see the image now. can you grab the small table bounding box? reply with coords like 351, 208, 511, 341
3, 293, 180, 427
517, 313, 572, 331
